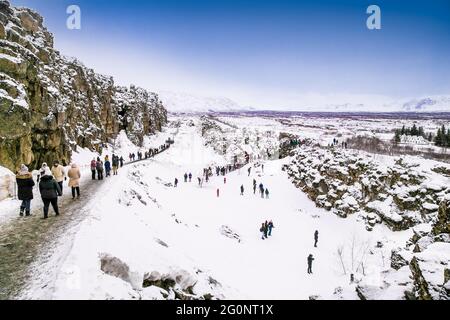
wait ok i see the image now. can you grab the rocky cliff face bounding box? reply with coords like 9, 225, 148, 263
0, 1, 167, 171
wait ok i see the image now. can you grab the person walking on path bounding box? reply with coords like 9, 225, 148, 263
174, 178, 178, 187
51, 161, 66, 194
265, 188, 270, 199
39, 168, 62, 219
314, 230, 319, 248
16, 164, 35, 217
68, 163, 81, 199
224, 177, 227, 184
119, 156, 124, 168
112, 155, 119, 175
248, 167, 251, 176
105, 158, 111, 177
260, 223, 266, 240
307, 254, 315, 274
184, 173, 188, 183
259, 183, 264, 198
90, 158, 97, 180
263, 221, 269, 239
268, 221, 274, 236
217, 188, 220, 198
188, 173, 192, 182
240, 185, 244, 195
96, 158, 104, 180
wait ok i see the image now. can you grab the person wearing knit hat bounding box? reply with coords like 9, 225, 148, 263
39, 167, 62, 219
16, 164, 35, 217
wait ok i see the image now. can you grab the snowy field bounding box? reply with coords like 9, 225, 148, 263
2, 114, 450, 300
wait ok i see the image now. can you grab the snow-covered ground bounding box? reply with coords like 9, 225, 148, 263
2, 114, 449, 300
15, 117, 415, 300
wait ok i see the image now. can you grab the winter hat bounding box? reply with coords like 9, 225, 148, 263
19, 164, 29, 175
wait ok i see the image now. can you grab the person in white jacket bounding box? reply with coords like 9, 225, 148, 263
51, 160, 66, 194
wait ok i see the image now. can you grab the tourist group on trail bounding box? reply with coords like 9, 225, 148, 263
14, 143, 170, 220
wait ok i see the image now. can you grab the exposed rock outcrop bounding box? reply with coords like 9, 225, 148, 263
0, 1, 167, 171
284, 146, 449, 231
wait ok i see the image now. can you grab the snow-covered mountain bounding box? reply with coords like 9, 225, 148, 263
159, 92, 450, 114
399, 96, 450, 112
287, 96, 450, 113
158, 91, 253, 113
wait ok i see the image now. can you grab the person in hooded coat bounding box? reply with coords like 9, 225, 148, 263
68, 163, 81, 199
39, 168, 62, 219
37, 162, 48, 183
240, 185, 244, 195
16, 164, 35, 217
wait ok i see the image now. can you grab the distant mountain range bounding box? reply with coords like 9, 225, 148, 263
158, 91, 254, 113
159, 91, 450, 114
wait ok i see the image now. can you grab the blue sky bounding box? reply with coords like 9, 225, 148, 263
10, 0, 450, 108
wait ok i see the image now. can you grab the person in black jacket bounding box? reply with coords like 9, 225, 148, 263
16, 164, 35, 217
39, 168, 62, 219
314, 230, 319, 247
307, 254, 315, 274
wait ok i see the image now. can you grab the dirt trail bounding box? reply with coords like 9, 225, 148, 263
0, 147, 170, 300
